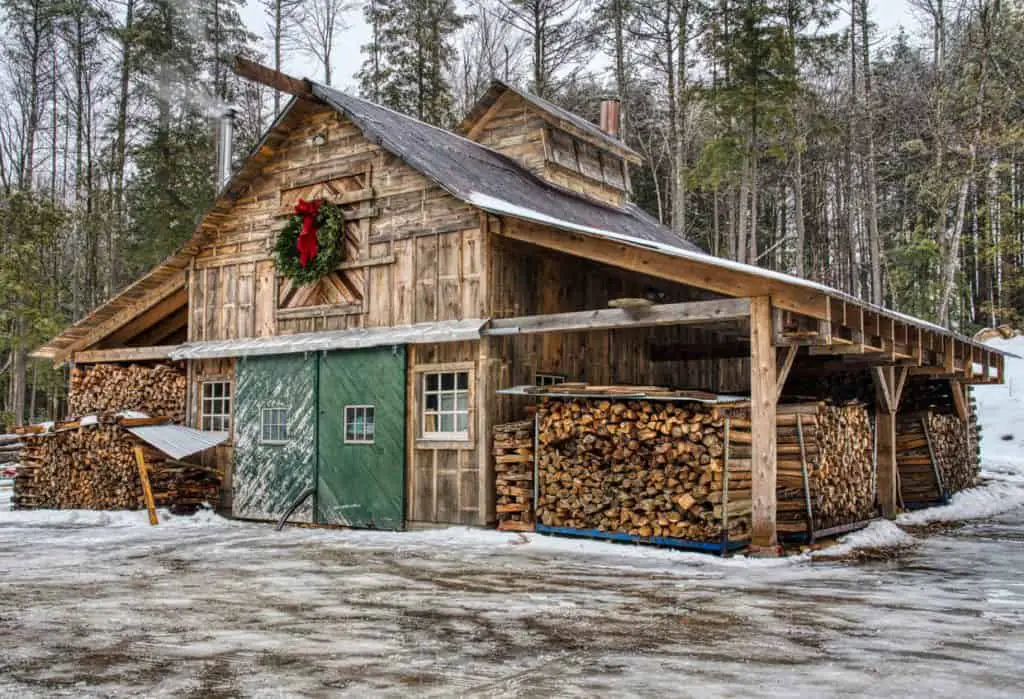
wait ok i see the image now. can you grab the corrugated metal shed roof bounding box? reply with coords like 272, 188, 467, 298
169, 319, 488, 360
127, 424, 230, 460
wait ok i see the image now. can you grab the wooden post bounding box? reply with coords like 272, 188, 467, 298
750, 296, 778, 549
873, 367, 898, 518
133, 445, 159, 526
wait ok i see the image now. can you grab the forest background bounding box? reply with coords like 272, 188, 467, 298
1, 0, 1021, 423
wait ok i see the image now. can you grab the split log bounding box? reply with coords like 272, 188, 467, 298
535, 398, 750, 542
69, 363, 187, 422
13, 415, 219, 513
774, 402, 875, 533
494, 420, 535, 531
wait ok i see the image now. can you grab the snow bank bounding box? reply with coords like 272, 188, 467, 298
814, 520, 917, 559
0, 506, 233, 529
899, 335, 1024, 526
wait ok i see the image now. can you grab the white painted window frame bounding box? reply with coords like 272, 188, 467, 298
200, 380, 232, 432
344, 404, 376, 444
420, 370, 470, 441
260, 406, 289, 445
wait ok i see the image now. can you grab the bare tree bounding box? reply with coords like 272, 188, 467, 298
261, 0, 304, 113
292, 0, 356, 86
495, 0, 597, 97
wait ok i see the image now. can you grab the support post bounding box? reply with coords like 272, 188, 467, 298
873, 367, 898, 518
750, 297, 778, 549
133, 445, 159, 526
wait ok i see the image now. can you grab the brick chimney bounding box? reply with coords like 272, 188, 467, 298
600, 98, 621, 139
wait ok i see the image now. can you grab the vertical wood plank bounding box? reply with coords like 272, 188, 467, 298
750, 296, 777, 548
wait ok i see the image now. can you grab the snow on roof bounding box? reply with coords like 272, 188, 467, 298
467, 191, 1003, 354
170, 319, 488, 361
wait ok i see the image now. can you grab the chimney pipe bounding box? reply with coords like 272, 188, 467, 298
216, 107, 238, 190
600, 98, 621, 139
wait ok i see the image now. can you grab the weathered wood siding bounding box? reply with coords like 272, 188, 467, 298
467, 93, 628, 207
485, 221, 750, 401
189, 357, 236, 511
406, 340, 489, 526
187, 101, 485, 342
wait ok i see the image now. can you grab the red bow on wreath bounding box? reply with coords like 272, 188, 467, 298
293, 198, 323, 268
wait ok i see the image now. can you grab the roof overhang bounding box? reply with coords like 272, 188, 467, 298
469, 191, 1014, 362
169, 319, 489, 361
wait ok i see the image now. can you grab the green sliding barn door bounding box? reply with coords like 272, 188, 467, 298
233, 354, 317, 522
317, 346, 407, 529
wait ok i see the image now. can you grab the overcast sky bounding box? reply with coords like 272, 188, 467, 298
239, 1, 924, 94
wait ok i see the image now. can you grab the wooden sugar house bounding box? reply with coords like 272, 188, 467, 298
32, 60, 1009, 549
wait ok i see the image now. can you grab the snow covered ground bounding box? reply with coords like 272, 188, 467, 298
1, 339, 1023, 697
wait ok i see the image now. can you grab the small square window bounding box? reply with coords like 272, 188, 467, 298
261, 407, 289, 444
421, 370, 470, 440
201, 380, 232, 432
344, 405, 375, 444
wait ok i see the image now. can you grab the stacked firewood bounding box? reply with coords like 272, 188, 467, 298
69, 363, 187, 422
775, 403, 875, 534
493, 420, 535, 532
927, 412, 976, 495
896, 414, 942, 505
13, 416, 219, 513
535, 398, 750, 543
0, 433, 23, 465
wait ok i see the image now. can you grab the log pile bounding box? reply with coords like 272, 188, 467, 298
493, 419, 535, 532
775, 403, 875, 534
69, 363, 187, 422
13, 416, 219, 514
0, 433, 23, 465
928, 412, 976, 495
535, 398, 750, 543
896, 414, 942, 505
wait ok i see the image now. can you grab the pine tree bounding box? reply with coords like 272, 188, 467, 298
358, 0, 465, 126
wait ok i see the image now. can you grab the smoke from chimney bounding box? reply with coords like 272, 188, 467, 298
600, 98, 621, 139
216, 107, 238, 190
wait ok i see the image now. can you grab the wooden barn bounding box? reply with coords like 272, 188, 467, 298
31, 60, 1010, 550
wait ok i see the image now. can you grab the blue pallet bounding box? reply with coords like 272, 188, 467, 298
535, 523, 748, 555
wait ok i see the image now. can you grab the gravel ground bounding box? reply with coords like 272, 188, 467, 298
0, 502, 1022, 698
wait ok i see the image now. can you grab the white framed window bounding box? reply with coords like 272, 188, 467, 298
201, 380, 232, 432
536, 373, 566, 387
422, 370, 469, 440
260, 407, 289, 444
344, 405, 375, 444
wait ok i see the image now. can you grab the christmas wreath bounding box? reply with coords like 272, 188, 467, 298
274, 198, 346, 285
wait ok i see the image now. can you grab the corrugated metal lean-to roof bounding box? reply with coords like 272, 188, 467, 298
127, 424, 230, 460
170, 319, 488, 361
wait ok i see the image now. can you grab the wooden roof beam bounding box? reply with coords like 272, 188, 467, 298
54, 273, 187, 365
485, 298, 752, 336
233, 56, 313, 98
496, 222, 830, 319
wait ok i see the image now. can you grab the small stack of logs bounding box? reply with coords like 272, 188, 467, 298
493, 419, 535, 531
897, 411, 977, 506
929, 412, 976, 494
14, 415, 219, 513
69, 363, 187, 422
535, 398, 750, 543
775, 403, 875, 535
897, 413, 944, 505
0, 433, 23, 466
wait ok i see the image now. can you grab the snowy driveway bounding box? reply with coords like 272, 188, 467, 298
0, 502, 1023, 698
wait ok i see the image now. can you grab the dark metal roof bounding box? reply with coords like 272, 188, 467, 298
456, 79, 642, 161
312, 84, 702, 253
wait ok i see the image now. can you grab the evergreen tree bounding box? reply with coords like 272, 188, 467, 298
358, 0, 465, 125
